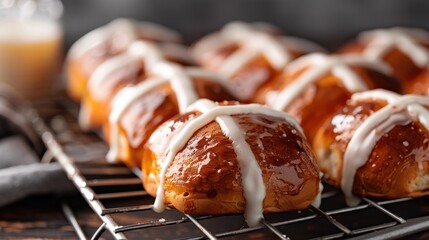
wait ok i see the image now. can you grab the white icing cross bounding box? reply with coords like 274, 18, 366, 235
150, 62, 199, 112
86, 41, 164, 98
342, 89, 429, 206
106, 62, 226, 162
78, 41, 165, 129
359, 28, 429, 69
153, 99, 305, 227
106, 63, 232, 163
69, 18, 182, 59
193, 21, 325, 78
106, 77, 168, 163
269, 53, 392, 111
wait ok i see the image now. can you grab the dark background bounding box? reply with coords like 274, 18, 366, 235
62, 0, 429, 50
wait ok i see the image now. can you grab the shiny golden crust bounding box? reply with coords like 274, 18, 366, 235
257, 65, 401, 142
142, 109, 320, 215
103, 86, 178, 168
339, 42, 429, 95
104, 78, 236, 168
314, 99, 429, 199
403, 70, 429, 96
231, 56, 279, 102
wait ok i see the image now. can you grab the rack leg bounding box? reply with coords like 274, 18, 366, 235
91, 223, 107, 240
61, 201, 88, 240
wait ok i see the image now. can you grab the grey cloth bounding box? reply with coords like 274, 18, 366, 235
0, 136, 39, 169
0, 86, 75, 207
0, 161, 75, 207
0, 136, 75, 207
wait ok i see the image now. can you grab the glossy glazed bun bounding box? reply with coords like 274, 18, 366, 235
258, 53, 401, 142
192, 21, 325, 102
142, 99, 321, 227
67, 19, 187, 101
79, 40, 193, 130
105, 62, 236, 167
314, 89, 429, 206
339, 27, 429, 95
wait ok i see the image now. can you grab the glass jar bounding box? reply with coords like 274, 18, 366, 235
0, 0, 63, 100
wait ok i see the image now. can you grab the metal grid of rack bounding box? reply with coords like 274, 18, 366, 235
28, 99, 429, 239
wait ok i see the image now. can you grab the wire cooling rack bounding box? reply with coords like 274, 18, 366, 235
28, 99, 429, 240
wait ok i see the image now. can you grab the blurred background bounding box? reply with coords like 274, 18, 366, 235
62, 0, 429, 50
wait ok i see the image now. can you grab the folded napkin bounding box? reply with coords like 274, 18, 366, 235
0, 85, 75, 207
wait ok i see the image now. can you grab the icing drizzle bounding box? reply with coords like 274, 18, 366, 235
106, 77, 168, 162
79, 39, 194, 129
85, 41, 164, 100
193, 21, 325, 78
342, 89, 429, 206
69, 18, 182, 59
153, 99, 305, 227
359, 28, 429, 68
78, 41, 165, 129
150, 62, 199, 112
269, 53, 392, 111
106, 63, 231, 162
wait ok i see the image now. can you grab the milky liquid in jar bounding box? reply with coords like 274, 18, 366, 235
0, 20, 62, 99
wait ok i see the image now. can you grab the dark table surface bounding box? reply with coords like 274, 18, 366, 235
0, 193, 105, 240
